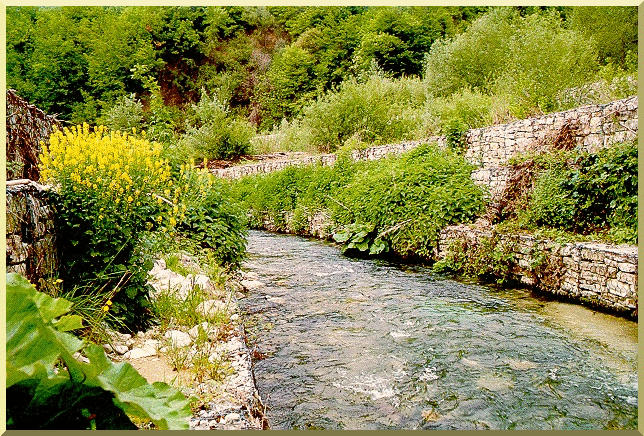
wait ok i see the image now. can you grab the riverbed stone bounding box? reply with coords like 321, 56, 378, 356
103, 343, 129, 355
240, 279, 264, 291
197, 299, 229, 319
189, 273, 215, 293
125, 344, 157, 359
164, 329, 192, 347
224, 413, 241, 423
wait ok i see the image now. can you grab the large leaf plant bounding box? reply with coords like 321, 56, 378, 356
6, 273, 192, 429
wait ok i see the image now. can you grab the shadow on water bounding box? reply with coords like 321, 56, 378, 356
238, 231, 638, 430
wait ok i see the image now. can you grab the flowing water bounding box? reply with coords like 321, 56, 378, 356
239, 230, 638, 430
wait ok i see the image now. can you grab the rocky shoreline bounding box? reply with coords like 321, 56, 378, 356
100, 254, 268, 430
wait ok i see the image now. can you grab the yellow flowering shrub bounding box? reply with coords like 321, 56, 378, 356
40, 124, 180, 230
39, 124, 182, 330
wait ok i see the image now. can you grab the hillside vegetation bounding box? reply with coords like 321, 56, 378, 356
9, 6, 637, 159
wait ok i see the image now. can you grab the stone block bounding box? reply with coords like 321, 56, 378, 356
618, 262, 637, 274
7, 262, 27, 276
7, 234, 29, 264
6, 194, 27, 235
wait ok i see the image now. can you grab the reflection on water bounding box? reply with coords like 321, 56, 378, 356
239, 231, 638, 430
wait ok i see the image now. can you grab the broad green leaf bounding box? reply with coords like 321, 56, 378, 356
6, 273, 84, 387
52, 314, 84, 332
332, 231, 350, 243
355, 241, 370, 251
353, 230, 369, 240
369, 239, 387, 255
6, 273, 191, 430
82, 345, 191, 430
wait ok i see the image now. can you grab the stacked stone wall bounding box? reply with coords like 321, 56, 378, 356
436, 225, 637, 318
466, 96, 637, 198
6, 180, 58, 285
6, 89, 61, 181
213, 97, 637, 195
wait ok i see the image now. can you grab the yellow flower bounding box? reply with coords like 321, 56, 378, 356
55, 279, 63, 284
127, 195, 134, 203
102, 305, 109, 312
106, 300, 112, 306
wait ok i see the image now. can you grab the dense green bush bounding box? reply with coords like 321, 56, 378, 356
40, 124, 248, 333
176, 168, 248, 267
178, 92, 254, 160
101, 94, 145, 132
494, 11, 598, 116
418, 88, 507, 135
432, 236, 517, 285
330, 144, 485, 258
424, 8, 600, 117
424, 7, 516, 96
280, 73, 426, 152
6, 273, 191, 430
255, 45, 318, 129
517, 142, 637, 243
40, 126, 183, 331
567, 7, 638, 68
232, 143, 485, 259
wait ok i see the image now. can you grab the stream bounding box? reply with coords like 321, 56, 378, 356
238, 230, 638, 430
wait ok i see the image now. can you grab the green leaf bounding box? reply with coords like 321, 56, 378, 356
369, 239, 387, 255
52, 315, 84, 332
82, 345, 192, 430
6, 273, 191, 430
332, 231, 350, 243
125, 287, 138, 299
355, 241, 370, 251
6, 273, 84, 387
353, 230, 369, 240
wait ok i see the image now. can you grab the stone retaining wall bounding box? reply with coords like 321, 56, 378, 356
466, 96, 637, 197
6, 89, 61, 181
214, 97, 637, 202
6, 179, 58, 285
436, 225, 638, 318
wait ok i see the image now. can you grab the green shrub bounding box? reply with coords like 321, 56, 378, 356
233, 143, 486, 259
6, 273, 192, 430
417, 88, 512, 138
432, 236, 517, 285
567, 7, 638, 68
331, 144, 485, 258
101, 94, 144, 132
424, 8, 600, 117
179, 92, 254, 160
284, 73, 426, 152
443, 118, 468, 151
424, 7, 516, 96
519, 164, 577, 229
40, 125, 183, 331
494, 11, 598, 116
176, 167, 247, 267
516, 142, 637, 243
255, 44, 318, 129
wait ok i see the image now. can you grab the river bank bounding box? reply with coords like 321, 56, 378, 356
100, 253, 267, 430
